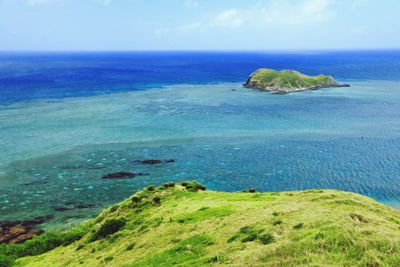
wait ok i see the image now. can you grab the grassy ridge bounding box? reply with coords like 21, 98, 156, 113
5, 182, 400, 266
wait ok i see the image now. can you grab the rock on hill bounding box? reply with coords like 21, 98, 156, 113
244, 68, 350, 94
3, 182, 400, 267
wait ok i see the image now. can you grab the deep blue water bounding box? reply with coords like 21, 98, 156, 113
1, 50, 400, 104
1, 50, 400, 229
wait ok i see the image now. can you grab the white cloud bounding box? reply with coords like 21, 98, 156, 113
262, 0, 333, 25
154, 8, 243, 36
179, 22, 205, 32
154, 0, 335, 36
214, 8, 243, 29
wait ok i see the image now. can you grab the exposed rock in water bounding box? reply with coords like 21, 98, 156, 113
52, 203, 96, 212
53, 206, 72, 212
102, 172, 149, 179
140, 159, 162, 164
134, 159, 175, 165
244, 68, 350, 94
74, 203, 96, 209
0, 215, 53, 244
22, 179, 49, 186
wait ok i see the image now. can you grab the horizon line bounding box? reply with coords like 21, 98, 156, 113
0, 48, 400, 54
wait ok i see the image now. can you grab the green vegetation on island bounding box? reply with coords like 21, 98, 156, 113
244, 68, 350, 94
2, 181, 400, 267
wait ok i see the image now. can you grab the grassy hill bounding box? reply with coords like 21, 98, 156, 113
2, 182, 400, 266
244, 68, 348, 93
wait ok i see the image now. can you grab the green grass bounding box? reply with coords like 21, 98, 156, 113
175, 206, 234, 224
0, 227, 86, 267
246, 68, 337, 91
6, 182, 400, 267
131, 235, 213, 267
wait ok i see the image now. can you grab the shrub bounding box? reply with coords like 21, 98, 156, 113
272, 211, 279, 216
91, 218, 126, 241
126, 243, 135, 251
106, 233, 121, 244
181, 181, 206, 192
293, 223, 304, 230
272, 220, 282, 226
259, 233, 274, 245
152, 197, 161, 205
242, 232, 258, 242
208, 255, 226, 263
131, 196, 141, 203
109, 205, 119, 213
243, 188, 256, 193
0, 255, 13, 267
104, 256, 114, 262
228, 226, 275, 245
240, 226, 255, 234
138, 224, 149, 233
163, 182, 175, 188
228, 226, 259, 243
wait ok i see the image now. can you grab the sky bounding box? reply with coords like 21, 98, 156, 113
0, 0, 398, 51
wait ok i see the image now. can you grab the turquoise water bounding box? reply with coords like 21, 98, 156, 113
1, 80, 400, 229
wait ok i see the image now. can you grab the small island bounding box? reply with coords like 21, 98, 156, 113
244, 68, 350, 94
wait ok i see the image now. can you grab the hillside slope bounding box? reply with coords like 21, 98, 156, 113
11, 182, 400, 266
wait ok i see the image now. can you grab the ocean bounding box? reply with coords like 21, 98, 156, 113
1, 50, 400, 229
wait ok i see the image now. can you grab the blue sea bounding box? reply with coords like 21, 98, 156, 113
1, 50, 400, 229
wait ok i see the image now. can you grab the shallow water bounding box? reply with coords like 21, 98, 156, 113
1, 81, 400, 229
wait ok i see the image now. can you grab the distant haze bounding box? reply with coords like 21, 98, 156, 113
0, 0, 399, 51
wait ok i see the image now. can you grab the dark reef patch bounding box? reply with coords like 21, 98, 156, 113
134, 159, 175, 165
52, 203, 96, 212
102, 172, 149, 179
